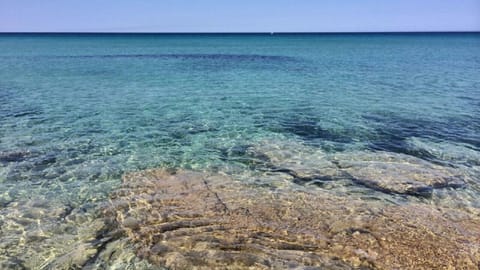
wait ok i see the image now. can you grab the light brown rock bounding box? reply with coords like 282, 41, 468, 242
106, 169, 480, 269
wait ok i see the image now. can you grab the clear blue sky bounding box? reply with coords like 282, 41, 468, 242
1, 0, 479, 32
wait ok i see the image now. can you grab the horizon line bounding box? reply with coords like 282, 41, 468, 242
1, 31, 479, 34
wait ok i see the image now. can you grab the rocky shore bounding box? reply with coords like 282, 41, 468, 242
1, 139, 479, 269
105, 168, 480, 269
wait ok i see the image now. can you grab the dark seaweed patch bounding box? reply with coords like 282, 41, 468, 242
11, 53, 308, 73
262, 109, 479, 163
361, 112, 480, 164
365, 131, 439, 161
280, 120, 354, 143
45, 54, 300, 63
265, 115, 356, 145
364, 113, 480, 151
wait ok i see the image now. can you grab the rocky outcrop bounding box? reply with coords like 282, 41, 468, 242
106, 169, 480, 269
247, 140, 468, 197
332, 151, 466, 197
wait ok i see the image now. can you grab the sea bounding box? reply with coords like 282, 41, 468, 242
0, 33, 479, 268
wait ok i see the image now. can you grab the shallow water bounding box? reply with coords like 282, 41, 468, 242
0, 33, 479, 269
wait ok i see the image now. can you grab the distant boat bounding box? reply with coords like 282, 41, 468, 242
270, 32, 274, 35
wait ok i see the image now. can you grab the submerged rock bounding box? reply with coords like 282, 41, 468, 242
405, 137, 480, 166
106, 169, 480, 269
248, 140, 340, 180
248, 140, 467, 197
0, 150, 32, 163
0, 198, 109, 270
333, 151, 466, 197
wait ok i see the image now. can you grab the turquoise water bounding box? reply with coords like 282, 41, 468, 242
0, 33, 479, 267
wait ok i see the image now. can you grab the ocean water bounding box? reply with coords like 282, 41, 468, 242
0, 33, 479, 268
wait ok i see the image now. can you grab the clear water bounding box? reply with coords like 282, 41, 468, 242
0, 33, 479, 267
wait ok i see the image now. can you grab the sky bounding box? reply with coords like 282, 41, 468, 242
1, 0, 479, 32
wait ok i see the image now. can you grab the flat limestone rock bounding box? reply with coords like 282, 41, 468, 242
249, 140, 467, 196
247, 140, 341, 180
333, 151, 466, 197
106, 169, 480, 269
